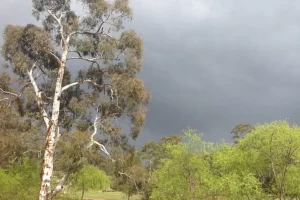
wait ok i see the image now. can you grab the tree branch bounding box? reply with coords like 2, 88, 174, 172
118, 172, 140, 194
49, 52, 61, 63
68, 30, 115, 40
86, 106, 116, 163
67, 56, 102, 62
49, 174, 68, 199
67, 54, 119, 62
61, 79, 107, 92
87, 109, 110, 156
47, 9, 66, 45
28, 64, 50, 129
0, 81, 31, 107
68, 50, 103, 60
0, 88, 21, 97
0, 97, 9, 102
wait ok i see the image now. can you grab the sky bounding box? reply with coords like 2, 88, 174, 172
1, 0, 300, 146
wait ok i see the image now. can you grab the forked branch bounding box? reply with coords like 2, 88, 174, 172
47, 9, 66, 45
0, 80, 30, 107
28, 63, 50, 128
87, 107, 110, 156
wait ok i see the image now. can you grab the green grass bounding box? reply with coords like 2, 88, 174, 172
76, 191, 140, 200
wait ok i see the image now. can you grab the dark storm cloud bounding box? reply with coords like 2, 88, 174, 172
2, 0, 300, 145
129, 0, 300, 143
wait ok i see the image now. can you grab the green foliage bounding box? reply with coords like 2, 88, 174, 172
69, 165, 110, 200
1, 0, 150, 197
0, 103, 40, 167
0, 157, 40, 200
108, 141, 148, 199
70, 165, 110, 191
2, 0, 150, 143
55, 131, 105, 174
149, 121, 300, 200
237, 120, 300, 198
150, 129, 265, 200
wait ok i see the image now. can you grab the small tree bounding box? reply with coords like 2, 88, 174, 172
70, 165, 110, 200
1, 0, 150, 199
238, 121, 300, 199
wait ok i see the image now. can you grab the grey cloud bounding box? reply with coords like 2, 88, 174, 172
2, 0, 300, 145
129, 0, 300, 142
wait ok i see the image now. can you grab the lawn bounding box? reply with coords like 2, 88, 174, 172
78, 191, 140, 200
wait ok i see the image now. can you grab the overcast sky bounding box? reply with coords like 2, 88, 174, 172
1, 0, 300, 145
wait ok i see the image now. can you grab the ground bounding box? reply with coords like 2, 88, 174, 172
78, 191, 140, 200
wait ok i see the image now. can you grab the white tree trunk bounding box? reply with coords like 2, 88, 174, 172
39, 49, 68, 200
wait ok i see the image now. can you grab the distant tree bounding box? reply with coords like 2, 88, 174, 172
139, 134, 183, 174
237, 121, 300, 199
108, 139, 147, 200
150, 130, 213, 200
0, 0, 150, 199
138, 134, 182, 200
151, 129, 264, 200
231, 123, 254, 144
69, 165, 110, 200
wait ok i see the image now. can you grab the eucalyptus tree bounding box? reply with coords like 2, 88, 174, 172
1, 0, 150, 199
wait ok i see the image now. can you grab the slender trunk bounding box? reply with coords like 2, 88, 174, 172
81, 183, 85, 200
39, 49, 68, 200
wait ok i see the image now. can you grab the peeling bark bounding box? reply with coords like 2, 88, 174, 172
39, 49, 68, 200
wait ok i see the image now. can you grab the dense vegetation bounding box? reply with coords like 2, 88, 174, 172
1, 1, 300, 200
2, 110, 300, 199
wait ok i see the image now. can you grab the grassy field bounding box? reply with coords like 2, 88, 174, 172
77, 191, 140, 200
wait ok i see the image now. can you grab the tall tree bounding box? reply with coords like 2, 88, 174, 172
1, 0, 150, 199
231, 123, 253, 144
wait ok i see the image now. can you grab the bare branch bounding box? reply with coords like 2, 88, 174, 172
86, 106, 115, 162
61, 79, 107, 92
47, 10, 66, 44
23, 149, 42, 158
67, 54, 119, 62
68, 30, 115, 40
67, 11, 111, 40
95, 13, 111, 33
118, 172, 140, 194
0, 80, 32, 108
88, 109, 110, 156
67, 56, 101, 62
49, 174, 68, 199
0, 88, 21, 97
28, 64, 50, 128
49, 52, 61, 63
0, 98, 11, 107
0, 97, 9, 102
68, 50, 103, 60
